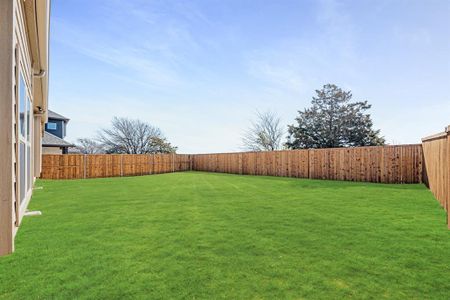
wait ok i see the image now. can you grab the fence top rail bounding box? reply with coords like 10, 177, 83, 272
191, 149, 308, 156
422, 132, 448, 142
422, 125, 450, 142
42, 144, 423, 158
43, 153, 188, 157
190, 144, 422, 156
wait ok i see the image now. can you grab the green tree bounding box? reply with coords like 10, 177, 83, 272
286, 84, 385, 149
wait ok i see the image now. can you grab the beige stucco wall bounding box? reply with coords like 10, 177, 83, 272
0, 0, 50, 256
0, 0, 15, 256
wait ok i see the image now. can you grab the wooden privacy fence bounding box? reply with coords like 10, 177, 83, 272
422, 126, 450, 226
41, 154, 192, 179
191, 145, 423, 184
41, 145, 423, 183
40, 135, 450, 227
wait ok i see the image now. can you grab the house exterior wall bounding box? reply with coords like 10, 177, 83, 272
34, 115, 43, 176
0, 0, 15, 256
0, 0, 50, 256
45, 119, 65, 139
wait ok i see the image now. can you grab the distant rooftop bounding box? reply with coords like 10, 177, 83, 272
42, 132, 74, 147
48, 110, 69, 121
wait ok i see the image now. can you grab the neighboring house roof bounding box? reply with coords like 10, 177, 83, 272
47, 110, 69, 121
42, 132, 74, 147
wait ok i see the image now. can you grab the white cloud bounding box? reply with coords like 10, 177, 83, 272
50, 0, 450, 153
53, 19, 188, 90
243, 0, 361, 97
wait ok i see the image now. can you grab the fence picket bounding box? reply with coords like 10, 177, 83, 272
190, 145, 423, 184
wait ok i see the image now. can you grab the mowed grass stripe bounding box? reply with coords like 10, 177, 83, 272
0, 172, 449, 299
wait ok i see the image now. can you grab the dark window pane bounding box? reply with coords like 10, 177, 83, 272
27, 97, 31, 142
19, 75, 26, 138
19, 142, 26, 204
27, 145, 31, 191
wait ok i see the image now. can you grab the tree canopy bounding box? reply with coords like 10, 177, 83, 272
97, 117, 177, 154
286, 84, 385, 149
75, 138, 104, 154
242, 111, 284, 151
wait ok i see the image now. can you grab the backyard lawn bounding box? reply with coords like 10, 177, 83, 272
1, 171, 449, 299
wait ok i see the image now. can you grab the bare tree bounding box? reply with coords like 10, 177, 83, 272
75, 138, 104, 154
98, 117, 177, 154
242, 111, 284, 151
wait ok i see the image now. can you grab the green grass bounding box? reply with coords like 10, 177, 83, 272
1, 172, 449, 299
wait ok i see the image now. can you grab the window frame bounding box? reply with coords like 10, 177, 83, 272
46, 122, 57, 130
17, 60, 33, 215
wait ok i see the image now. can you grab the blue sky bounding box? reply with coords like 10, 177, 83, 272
49, 0, 450, 153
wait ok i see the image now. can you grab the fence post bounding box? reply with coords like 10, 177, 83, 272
419, 146, 424, 184
307, 149, 311, 179
149, 154, 151, 175
172, 153, 175, 172
120, 154, 123, 177
446, 126, 450, 228
83, 154, 87, 179
238, 153, 243, 175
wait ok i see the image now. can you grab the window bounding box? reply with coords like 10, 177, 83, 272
18, 72, 33, 206
19, 142, 25, 204
47, 122, 57, 130
27, 96, 31, 141
26, 96, 32, 191
19, 76, 26, 137
18, 74, 27, 204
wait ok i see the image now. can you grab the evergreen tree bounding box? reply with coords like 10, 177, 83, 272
286, 84, 385, 149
